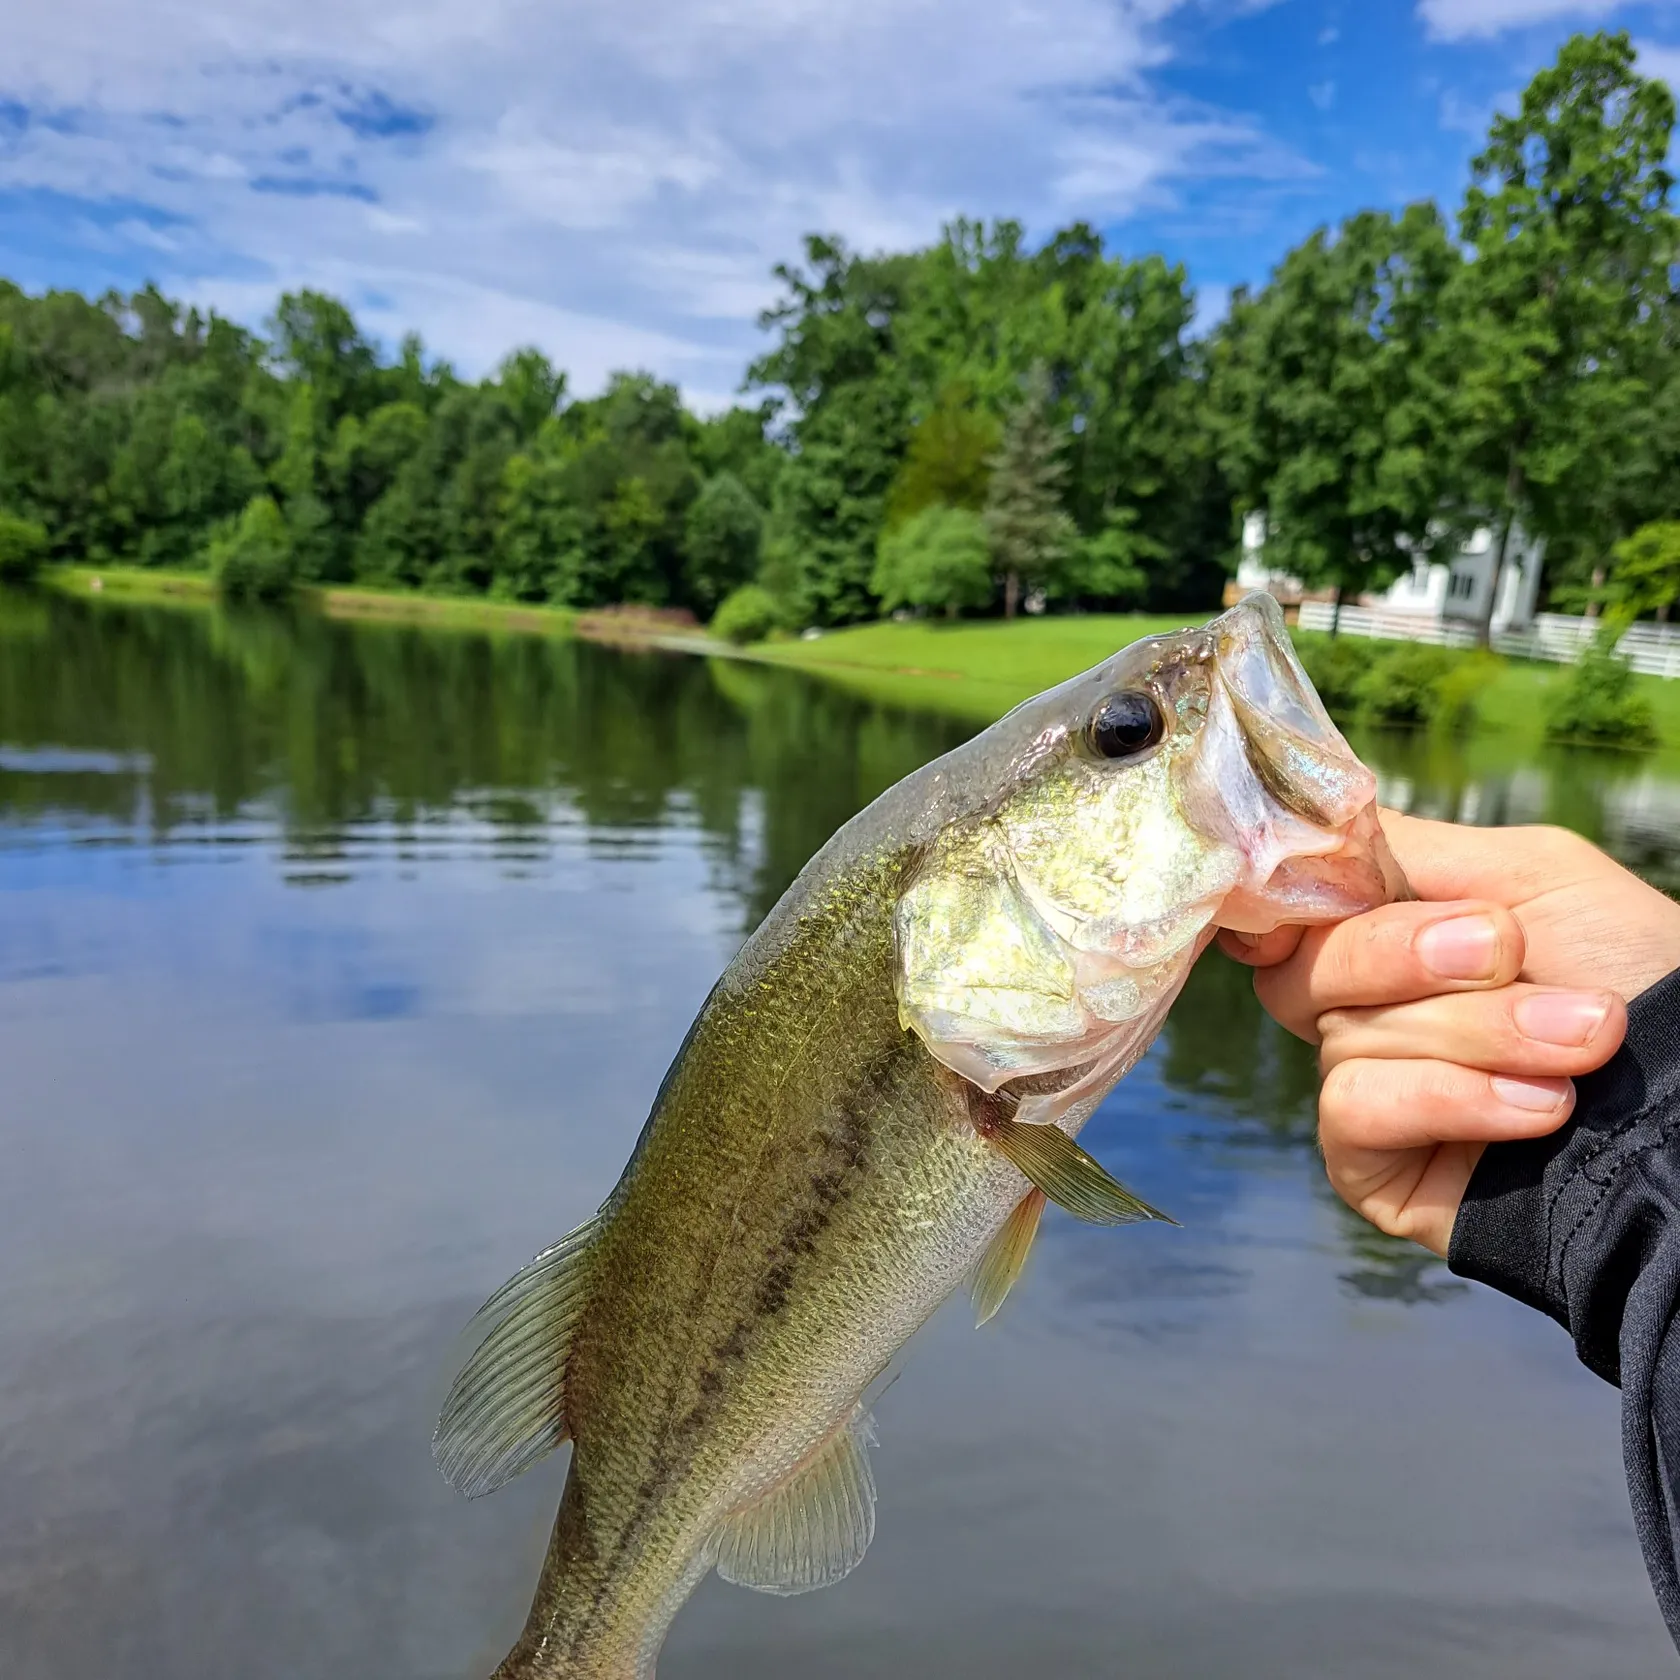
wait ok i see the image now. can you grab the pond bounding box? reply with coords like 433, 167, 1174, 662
1, 588, 1677, 1679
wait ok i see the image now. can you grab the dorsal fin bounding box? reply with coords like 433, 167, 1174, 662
713, 1406, 878, 1597
433, 1213, 603, 1499
973, 1188, 1046, 1326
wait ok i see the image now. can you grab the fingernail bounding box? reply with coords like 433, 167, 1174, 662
1491, 1075, 1570, 1114
1416, 915, 1499, 980
1515, 991, 1611, 1047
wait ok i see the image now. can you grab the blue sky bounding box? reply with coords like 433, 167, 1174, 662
4, 0, 1680, 407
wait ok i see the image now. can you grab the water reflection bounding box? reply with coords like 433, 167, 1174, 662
1, 589, 1676, 1678
0, 590, 970, 927
1362, 727, 1680, 895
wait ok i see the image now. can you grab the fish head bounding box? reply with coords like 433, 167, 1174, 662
893, 592, 1405, 1111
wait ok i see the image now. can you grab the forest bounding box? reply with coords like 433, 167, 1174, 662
3, 30, 1680, 632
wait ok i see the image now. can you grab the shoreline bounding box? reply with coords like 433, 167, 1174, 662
37, 564, 1680, 754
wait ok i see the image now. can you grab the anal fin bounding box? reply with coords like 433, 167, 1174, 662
986, 1114, 1175, 1228
713, 1406, 878, 1597
973, 1188, 1046, 1327
433, 1212, 604, 1499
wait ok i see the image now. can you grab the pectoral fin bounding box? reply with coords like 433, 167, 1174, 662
433, 1213, 603, 1499
986, 1115, 1175, 1228
973, 1189, 1046, 1327
713, 1406, 878, 1597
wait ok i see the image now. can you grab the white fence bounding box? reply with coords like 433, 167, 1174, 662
1295, 602, 1680, 679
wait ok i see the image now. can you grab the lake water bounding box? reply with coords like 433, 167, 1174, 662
2, 588, 1678, 1679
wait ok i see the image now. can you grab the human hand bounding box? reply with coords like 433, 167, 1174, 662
1219, 813, 1680, 1258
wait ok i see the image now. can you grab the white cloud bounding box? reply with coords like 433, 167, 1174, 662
1418, 0, 1671, 40
0, 0, 1301, 399
1438, 87, 1503, 136
1636, 40, 1680, 85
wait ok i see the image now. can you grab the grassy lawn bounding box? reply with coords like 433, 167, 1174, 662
746, 614, 1201, 724
45, 565, 581, 637
314, 583, 578, 635
1478, 654, 1680, 747
744, 613, 1680, 754
45, 563, 217, 607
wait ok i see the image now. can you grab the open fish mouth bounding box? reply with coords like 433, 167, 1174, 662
1183, 592, 1409, 933
894, 593, 1407, 1108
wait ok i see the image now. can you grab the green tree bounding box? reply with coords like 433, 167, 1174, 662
896, 221, 1215, 606
692, 404, 784, 509
497, 348, 567, 442
595, 476, 667, 604
1609, 520, 1680, 621
883, 381, 999, 528
748, 237, 918, 624
495, 450, 582, 602
683, 472, 764, 614
1064, 507, 1162, 605
871, 505, 994, 617
210, 494, 295, 602
1211, 204, 1463, 631
326, 400, 428, 523
983, 366, 1076, 618
1453, 31, 1677, 641
356, 475, 434, 587
0, 510, 48, 579
271, 384, 336, 580
271, 291, 378, 425
442, 437, 516, 594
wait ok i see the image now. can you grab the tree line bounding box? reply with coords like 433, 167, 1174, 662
2, 29, 1678, 631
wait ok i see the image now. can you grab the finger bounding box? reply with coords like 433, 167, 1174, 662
1377, 810, 1597, 906
1254, 899, 1525, 1043
1319, 1056, 1574, 1157
1215, 926, 1304, 968
1317, 985, 1627, 1077
1328, 1139, 1485, 1260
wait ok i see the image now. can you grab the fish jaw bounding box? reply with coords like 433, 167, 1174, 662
1178, 593, 1408, 933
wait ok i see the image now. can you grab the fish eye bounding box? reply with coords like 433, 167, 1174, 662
1087, 691, 1165, 760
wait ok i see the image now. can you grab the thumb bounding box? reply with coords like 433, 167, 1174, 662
1216, 925, 1305, 969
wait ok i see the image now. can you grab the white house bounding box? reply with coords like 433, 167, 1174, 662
1232, 511, 1545, 633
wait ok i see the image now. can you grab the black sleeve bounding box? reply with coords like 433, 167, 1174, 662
1449, 964, 1680, 1648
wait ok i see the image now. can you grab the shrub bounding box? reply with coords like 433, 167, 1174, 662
1295, 633, 1494, 731
683, 473, 764, 615
871, 505, 994, 617
0, 511, 49, 581
1355, 643, 1457, 728
209, 495, 296, 603
710, 584, 783, 645
1544, 636, 1658, 748
1429, 651, 1498, 734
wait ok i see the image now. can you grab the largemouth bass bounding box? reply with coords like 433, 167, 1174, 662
436, 595, 1406, 1678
